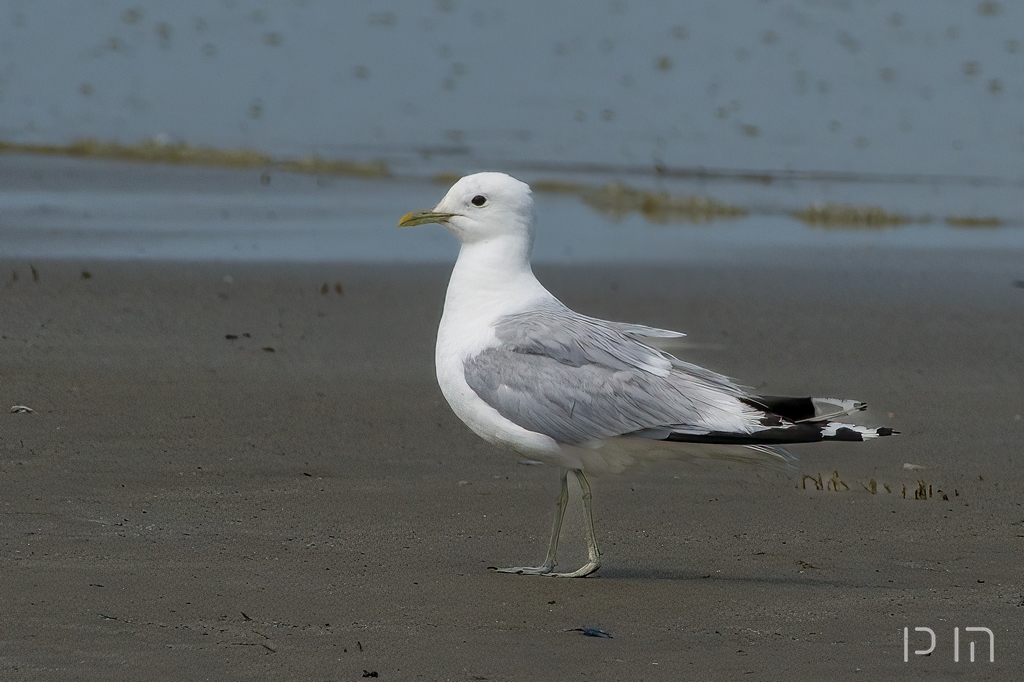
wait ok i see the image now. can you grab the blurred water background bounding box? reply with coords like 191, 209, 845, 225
1, 0, 1022, 261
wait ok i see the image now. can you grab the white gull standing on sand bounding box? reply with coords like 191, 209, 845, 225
398, 172, 895, 578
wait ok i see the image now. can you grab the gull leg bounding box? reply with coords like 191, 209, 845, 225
549, 470, 601, 578
493, 468, 569, 575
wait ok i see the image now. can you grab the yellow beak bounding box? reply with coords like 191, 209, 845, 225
397, 210, 456, 228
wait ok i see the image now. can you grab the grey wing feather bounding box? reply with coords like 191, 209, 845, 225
464, 301, 758, 445
608, 320, 686, 339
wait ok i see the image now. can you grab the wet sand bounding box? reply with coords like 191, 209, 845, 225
1, 252, 1023, 680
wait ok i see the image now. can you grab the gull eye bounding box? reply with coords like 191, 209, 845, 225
471, 194, 487, 207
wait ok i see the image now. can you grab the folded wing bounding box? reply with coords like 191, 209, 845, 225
464, 301, 894, 454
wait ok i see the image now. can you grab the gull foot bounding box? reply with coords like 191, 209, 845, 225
489, 564, 555, 576
547, 561, 600, 578
488, 561, 599, 578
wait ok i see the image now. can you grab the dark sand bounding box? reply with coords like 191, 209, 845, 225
2, 251, 1022, 680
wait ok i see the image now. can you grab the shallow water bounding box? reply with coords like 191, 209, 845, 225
1, 155, 1021, 263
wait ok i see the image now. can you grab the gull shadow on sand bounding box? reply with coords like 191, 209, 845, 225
595, 566, 888, 590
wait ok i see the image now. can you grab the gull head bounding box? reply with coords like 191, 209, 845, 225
398, 172, 535, 245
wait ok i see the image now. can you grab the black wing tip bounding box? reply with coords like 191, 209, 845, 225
832, 426, 900, 441
660, 423, 899, 446
744, 396, 815, 422
747, 396, 870, 422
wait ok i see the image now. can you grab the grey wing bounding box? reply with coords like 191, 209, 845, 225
463, 304, 759, 445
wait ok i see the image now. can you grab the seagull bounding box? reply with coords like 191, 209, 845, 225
398, 172, 895, 578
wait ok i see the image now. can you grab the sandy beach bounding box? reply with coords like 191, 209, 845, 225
1, 251, 1021, 680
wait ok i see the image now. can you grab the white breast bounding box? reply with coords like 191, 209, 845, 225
433, 242, 565, 462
